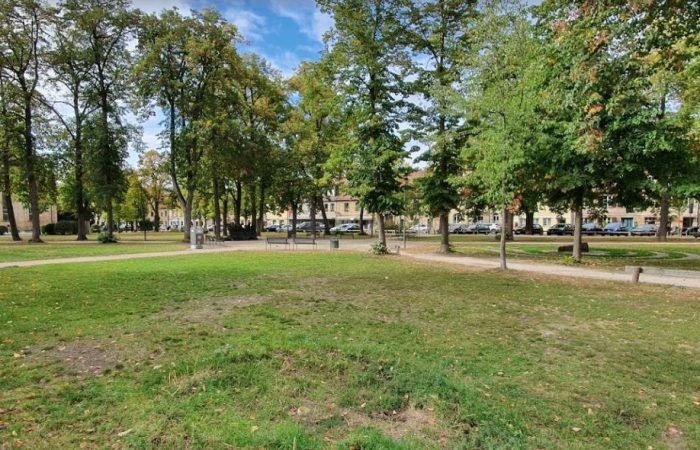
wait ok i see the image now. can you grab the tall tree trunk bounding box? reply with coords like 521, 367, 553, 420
249, 182, 257, 235
359, 206, 365, 235
183, 190, 193, 242
107, 200, 114, 238
1, 147, 21, 241
657, 189, 669, 242
222, 194, 229, 237
22, 93, 41, 243
153, 199, 160, 232
234, 180, 242, 226
439, 212, 449, 253
505, 210, 514, 241
525, 209, 534, 235
499, 208, 508, 270
212, 175, 221, 239
310, 195, 317, 236
319, 195, 331, 235
291, 203, 298, 238
378, 213, 386, 246
572, 205, 584, 263
258, 180, 265, 234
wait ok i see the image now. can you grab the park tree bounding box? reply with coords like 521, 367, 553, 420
0, 71, 22, 241
461, 0, 544, 269
286, 59, 341, 234
135, 8, 240, 242
403, 0, 478, 253
138, 149, 169, 232
0, 0, 50, 243
43, 1, 97, 240
320, 0, 412, 248
73, 0, 138, 240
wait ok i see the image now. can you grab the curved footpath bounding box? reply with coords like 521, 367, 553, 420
0, 240, 698, 289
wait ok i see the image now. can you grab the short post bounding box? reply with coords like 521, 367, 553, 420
394, 245, 401, 255
330, 239, 339, 251
631, 266, 642, 283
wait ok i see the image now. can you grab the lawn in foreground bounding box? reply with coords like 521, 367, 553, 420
1, 252, 698, 449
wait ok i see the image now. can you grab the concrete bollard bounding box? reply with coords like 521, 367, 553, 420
631, 266, 643, 283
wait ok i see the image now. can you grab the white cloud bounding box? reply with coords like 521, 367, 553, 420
268, 0, 332, 44
225, 8, 267, 42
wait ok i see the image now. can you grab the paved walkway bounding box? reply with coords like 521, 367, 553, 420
402, 251, 700, 289
1, 240, 698, 289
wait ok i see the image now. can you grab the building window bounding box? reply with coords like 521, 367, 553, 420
344, 202, 349, 212
534, 218, 540, 225
543, 218, 551, 226
354, 202, 359, 211
690, 202, 694, 214
1, 201, 8, 222
330, 204, 334, 212
325, 203, 329, 211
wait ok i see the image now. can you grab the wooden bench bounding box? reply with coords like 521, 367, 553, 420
266, 237, 289, 250
293, 238, 317, 250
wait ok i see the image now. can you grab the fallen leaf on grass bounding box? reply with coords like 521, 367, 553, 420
117, 429, 132, 437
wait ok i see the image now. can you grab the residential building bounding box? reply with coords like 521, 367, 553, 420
0, 194, 57, 232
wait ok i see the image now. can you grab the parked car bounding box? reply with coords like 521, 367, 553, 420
409, 223, 429, 233
602, 222, 629, 236
461, 224, 479, 234
474, 223, 493, 234
488, 223, 501, 234
685, 226, 700, 236
448, 223, 466, 234
546, 223, 574, 236
277, 224, 292, 232
263, 223, 280, 232
630, 224, 657, 236
692, 228, 700, 238
514, 224, 543, 235
330, 223, 361, 233
581, 223, 602, 236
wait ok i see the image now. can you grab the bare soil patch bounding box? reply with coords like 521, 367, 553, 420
151, 295, 270, 324
38, 340, 121, 377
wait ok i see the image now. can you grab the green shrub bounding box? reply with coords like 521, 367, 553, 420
0, 225, 7, 235
42, 223, 56, 235
55, 220, 78, 235
97, 232, 118, 243
370, 241, 389, 255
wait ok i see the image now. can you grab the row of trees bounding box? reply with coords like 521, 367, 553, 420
2, 0, 699, 269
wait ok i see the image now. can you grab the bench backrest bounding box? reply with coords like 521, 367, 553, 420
267, 238, 288, 243
294, 238, 316, 244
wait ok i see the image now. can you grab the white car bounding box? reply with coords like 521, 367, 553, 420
488, 223, 501, 233
330, 223, 361, 233
409, 224, 429, 233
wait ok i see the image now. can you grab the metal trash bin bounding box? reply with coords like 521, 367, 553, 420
330, 239, 339, 250
190, 226, 204, 249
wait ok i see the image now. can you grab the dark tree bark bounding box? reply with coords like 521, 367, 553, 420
212, 175, 221, 239
524, 209, 534, 235
439, 212, 450, 253
505, 210, 514, 241
572, 204, 584, 263
378, 213, 386, 246
359, 206, 365, 234
319, 195, 331, 235
249, 182, 257, 234
1, 129, 21, 241
499, 208, 508, 270
657, 189, 670, 242
21, 87, 42, 243
258, 180, 265, 234
234, 180, 242, 226
222, 192, 228, 237
291, 202, 298, 238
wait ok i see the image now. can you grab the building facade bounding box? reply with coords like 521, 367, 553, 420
0, 194, 58, 232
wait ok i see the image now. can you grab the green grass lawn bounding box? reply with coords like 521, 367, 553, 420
451, 241, 700, 271
1, 252, 698, 449
0, 241, 188, 263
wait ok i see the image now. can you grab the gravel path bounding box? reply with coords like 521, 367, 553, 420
402, 252, 700, 289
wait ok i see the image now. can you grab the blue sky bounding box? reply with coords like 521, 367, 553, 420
132, 0, 331, 164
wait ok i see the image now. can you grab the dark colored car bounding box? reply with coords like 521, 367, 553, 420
546, 223, 574, 236
514, 224, 543, 235
449, 223, 467, 234
630, 224, 657, 236
602, 222, 629, 236
581, 223, 602, 236
474, 223, 493, 234
263, 223, 280, 232
684, 226, 699, 236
